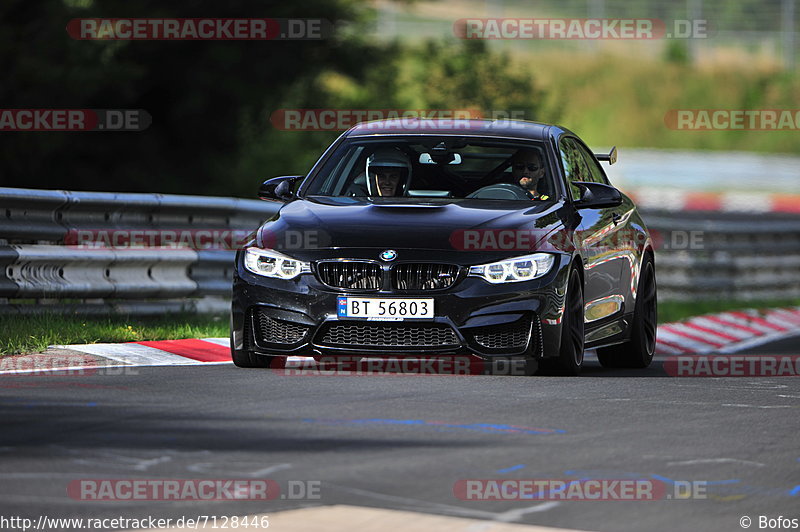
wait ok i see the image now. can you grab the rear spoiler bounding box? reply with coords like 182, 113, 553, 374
594, 146, 617, 165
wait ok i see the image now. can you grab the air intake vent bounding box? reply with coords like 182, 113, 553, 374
392, 263, 458, 290
316, 261, 382, 290
316, 322, 459, 349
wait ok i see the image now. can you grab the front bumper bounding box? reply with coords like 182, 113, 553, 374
231, 252, 572, 359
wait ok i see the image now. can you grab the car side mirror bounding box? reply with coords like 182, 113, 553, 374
258, 176, 302, 201
574, 182, 623, 209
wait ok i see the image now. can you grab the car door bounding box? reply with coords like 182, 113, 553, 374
576, 140, 641, 321
559, 136, 626, 328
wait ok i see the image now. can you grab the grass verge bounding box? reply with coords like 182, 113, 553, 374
658, 299, 799, 324
0, 314, 229, 357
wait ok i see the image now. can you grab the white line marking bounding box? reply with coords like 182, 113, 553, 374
327, 483, 560, 522
666, 458, 765, 467
185, 463, 293, 477
721, 404, 793, 409
493, 502, 562, 523
55, 343, 200, 366
247, 464, 294, 477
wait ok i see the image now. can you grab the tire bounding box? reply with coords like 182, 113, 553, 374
231, 347, 275, 368
538, 267, 584, 376
597, 255, 657, 369
230, 318, 275, 368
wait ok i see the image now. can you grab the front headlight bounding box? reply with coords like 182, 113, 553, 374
243, 247, 311, 279
468, 253, 555, 283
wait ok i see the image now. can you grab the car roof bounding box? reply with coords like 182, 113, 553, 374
344, 118, 562, 141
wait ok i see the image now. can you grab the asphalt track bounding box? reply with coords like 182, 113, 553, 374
1, 336, 798, 532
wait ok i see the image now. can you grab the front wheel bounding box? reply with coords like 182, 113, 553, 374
539, 267, 584, 376
597, 255, 657, 368
231, 347, 275, 368
230, 320, 275, 368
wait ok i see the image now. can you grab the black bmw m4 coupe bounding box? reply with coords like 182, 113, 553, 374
231, 119, 657, 375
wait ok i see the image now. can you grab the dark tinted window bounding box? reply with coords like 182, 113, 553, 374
559, 137, 592, 200
304, 138, 556, 201
574, 140, 608, 185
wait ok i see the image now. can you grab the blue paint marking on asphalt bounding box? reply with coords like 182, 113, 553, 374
496, 464, 526, 474
302, 418, 565, 435
565, 471, 741, 486
789, 485, 800, 496
650, 474, 676, 484
563, 469, 644, 479
644, 474, 740, 487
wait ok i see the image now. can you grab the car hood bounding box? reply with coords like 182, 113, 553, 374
256, 196, 569, 261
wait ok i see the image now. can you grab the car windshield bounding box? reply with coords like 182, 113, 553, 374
304, 137, 555, 201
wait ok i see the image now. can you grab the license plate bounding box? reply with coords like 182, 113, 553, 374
337, 297, 434, 320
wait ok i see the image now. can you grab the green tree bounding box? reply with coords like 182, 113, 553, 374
0, 0, 379, 195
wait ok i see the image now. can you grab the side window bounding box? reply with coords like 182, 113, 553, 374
559, 137, 591, 200
574, 141, 608, 185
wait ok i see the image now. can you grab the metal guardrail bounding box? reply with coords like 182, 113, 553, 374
1, 187, 279, 314
1, 186, 798, 313
644, 211, 800, 301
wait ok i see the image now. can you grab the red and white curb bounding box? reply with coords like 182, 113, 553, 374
56, 338, 234, 366
626, 189, 800, 213
655, 307, 800, 355
1, 307, 799, 375
0, 339, 235, 375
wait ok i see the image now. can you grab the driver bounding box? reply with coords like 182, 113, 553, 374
365, 148, 412, 197
511, 149, 550, 201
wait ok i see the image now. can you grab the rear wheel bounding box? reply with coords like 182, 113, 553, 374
539, 267, 584, 376
597, 255, 657, 368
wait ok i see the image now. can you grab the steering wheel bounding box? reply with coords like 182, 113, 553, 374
473, 157, 513, 189
466, 183, 530, 200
